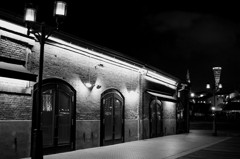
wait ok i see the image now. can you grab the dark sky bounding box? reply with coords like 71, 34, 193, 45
1, 1, 240, 93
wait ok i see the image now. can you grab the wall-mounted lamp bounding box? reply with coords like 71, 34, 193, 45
85, 82, 94, 88
95, 63, 104, 69
85, 62, 94, 88
84, 83, 101, 89
98, 63, 104, 67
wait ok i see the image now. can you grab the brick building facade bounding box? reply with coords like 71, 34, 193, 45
0, 11, 189, 158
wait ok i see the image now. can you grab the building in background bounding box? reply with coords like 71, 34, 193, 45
189, 89, 240, 122
0, 10, 189, 158
223, 91, 240, 121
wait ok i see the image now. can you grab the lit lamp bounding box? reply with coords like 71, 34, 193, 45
206, 83, 210, 89
24, 4, 36, 36
218, 83, 222, 89
85, 82, 93, 88
53, 1, 67, 29
206, 67, 222, 136
190, 92, 195, 98
211, 106, 216, 111
24, 7, 36, 22
24, 1, 67, 159
54, 1, 67, 16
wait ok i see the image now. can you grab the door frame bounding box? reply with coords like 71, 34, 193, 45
100, 89, 125, 146
149, 98, 163, 138
31, 78, 76, 155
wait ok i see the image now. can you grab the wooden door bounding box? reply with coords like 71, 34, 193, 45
101, 89, 124, 146
150, 99, 163, 137
33, 79, 76, 155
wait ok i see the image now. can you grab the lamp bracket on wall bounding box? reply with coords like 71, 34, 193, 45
95, 63, 104, 69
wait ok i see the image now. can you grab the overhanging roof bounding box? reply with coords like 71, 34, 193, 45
147, 90, 177, 102
0, 62, 37, 82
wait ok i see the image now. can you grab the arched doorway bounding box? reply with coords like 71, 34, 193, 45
100, 89, 124, 146
32, 78, 76, 154
149, 98, 163, 137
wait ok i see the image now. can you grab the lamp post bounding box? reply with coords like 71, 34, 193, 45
206, 67, 222, 136
24, 2, 67, 159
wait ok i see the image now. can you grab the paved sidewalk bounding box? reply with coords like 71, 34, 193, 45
22, 130, 236, 159
178, 136, 240, 159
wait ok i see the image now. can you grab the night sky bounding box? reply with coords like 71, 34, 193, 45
1, 1, 240, 93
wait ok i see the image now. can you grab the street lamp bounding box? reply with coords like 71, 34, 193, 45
206, 67, 222, 136
24, 1, 67, 159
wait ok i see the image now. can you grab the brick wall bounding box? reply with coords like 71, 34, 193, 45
0, 35, 33, 158
0, 93, 32, 120
0, 29, 179, 157
29, 42, 141, 150
29, 43, 141, 120
0, 36, 33, 120
0, 35, 142, 153
0, 37, 28, 61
